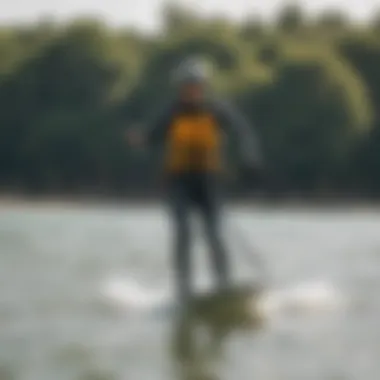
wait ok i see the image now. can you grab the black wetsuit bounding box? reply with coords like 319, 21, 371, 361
143, 98, 261, 300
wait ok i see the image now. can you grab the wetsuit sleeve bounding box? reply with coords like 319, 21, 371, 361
214, 99, 263, 166
143, 103, 174, 147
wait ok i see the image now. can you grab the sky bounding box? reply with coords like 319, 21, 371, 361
0, 0, 379, 32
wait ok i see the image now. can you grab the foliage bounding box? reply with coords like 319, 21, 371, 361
0, 6, 379, 196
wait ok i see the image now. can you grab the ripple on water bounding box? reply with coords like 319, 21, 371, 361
1, 206, 380, 380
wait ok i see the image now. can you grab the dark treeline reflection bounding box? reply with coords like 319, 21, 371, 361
170, 290, 263, 380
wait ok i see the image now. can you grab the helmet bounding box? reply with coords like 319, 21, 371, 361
172, 57, 211, 85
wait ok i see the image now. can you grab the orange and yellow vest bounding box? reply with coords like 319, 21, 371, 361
165, 112, 222, 173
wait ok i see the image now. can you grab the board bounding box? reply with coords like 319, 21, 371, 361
180, 282, 264, 329
190, 282, 259, 303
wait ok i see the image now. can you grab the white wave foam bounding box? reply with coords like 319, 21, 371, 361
99, 276, 171, 311
255, 279, 348, 318
99, 276, 348, 322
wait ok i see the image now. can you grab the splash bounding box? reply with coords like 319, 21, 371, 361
100, 276, 171, 311
99, 276, 348, 322
255, 279, 348, 319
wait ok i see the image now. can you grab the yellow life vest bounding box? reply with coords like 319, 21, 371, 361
165, 112, 221, 172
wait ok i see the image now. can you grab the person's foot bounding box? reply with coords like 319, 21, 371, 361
175, 287, 192, 308
217, 276, 230, 293
172, 296, 192, 318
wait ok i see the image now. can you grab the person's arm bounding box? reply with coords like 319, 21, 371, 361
214, 99, 263, 167
144, 103, 174, 147
126, 102, 174, 148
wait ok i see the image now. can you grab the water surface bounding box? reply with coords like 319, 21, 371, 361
0, 203, 379, 380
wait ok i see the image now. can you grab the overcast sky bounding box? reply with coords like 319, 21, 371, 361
1, 0, 379, 31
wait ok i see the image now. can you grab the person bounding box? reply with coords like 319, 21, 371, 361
126, 57, 263, 303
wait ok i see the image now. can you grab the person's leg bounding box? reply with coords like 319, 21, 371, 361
167, 176, 193, 302
195, 174, 230, 290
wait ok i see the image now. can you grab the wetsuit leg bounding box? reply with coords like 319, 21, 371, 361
167, 176, 193, 301
195, 174, 230, 290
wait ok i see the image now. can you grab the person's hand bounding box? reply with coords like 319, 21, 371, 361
125, 129, 145, 148
239, 151, 265, 187
241, 162, 261, 183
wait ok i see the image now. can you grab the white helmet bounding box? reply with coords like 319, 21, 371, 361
172, 56, 211, 85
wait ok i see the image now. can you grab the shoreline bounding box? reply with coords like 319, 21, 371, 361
1, 193, 380, 212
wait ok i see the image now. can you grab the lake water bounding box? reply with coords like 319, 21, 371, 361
0, 203, 379, 380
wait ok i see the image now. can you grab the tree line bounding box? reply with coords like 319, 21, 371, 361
1, 4, 380, 198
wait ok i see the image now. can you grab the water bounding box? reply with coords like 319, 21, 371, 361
0, 203, 380, 380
